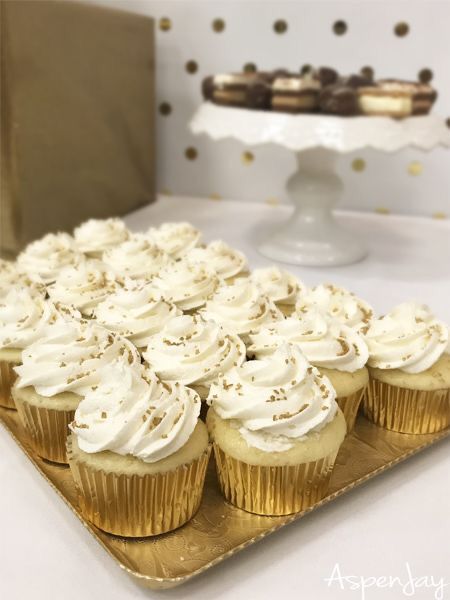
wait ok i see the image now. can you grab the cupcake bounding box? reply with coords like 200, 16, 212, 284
143, 314, 246, 400
206, 344, 346, 515
102, 234, 173, 281
12, 320, 140, 463
17, 232, 83, 285
186, 240, 249, 284
150, 259, 219, 313
47, 261, 116, 318
251, 266, 305, 316
362, 302, 450, 434
73, 218, 130, 257
0, 289, 60, 409
200, 279, 282, 344
295, 283, 373, 333
146, 222, 201, 260
68, 360, 210, 537
94, 279, 181, 353
247, 309, 369, 432
0, 259, 45, 298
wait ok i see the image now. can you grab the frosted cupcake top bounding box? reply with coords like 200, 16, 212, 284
201, 279, 282, 340
70, 360, 201, 462
295, 283, 373, 333
248, 309, 368, 372
251, 267, 304, 306
102, 235, 173, 280
94, 279, 181, 350
146, 222, 201, 259
186, 241, 248, 281
364, 302, 449, 373
150, 260, 218, 311
143, 314, 246, 387
0, 260, 21, 293
17, 232, 82, 284
73, 218, 130, 256
15, 321, 140, 397
207, 344, 337, 452
47, 261, 115, 317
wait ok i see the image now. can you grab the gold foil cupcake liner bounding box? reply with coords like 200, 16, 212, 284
363, 378, 450, 434
213, 444, 338, 516
0, 360, 18, 410
336, 387, 366, 433
67, 443, 212, 537
14, 395, 75, 463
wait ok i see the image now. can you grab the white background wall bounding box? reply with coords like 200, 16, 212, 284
90, 0, 450, 218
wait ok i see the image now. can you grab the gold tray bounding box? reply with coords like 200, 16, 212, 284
1, 407, 449, 589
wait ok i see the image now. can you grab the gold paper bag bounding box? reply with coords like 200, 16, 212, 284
1, 0, 155, 257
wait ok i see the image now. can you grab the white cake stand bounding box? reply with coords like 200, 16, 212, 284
190, 103, 450, 267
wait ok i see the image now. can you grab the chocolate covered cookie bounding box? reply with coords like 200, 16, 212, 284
202, 73, 271, 109
271, 74, 321, 113
358, 79, 437, 117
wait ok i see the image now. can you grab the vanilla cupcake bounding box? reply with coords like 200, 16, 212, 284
73, 218, 130, 257
68, 360, 210, 537
362, 302, 450, 434
102, 234, 173, 280
13, 320, 140, 462
207, 344, 346, 515
147, 222, 201, 260
47, 261, 116, 317
295, 283, 373, 333
0, 259, 45, 298
251, 267, 305, 316
17, 232, 82, 284
0, 289, 63, 409
248, 309, 369, 431
150, 259, 218, 312
186, 240, 249, 284
201, 279, 283, 344
143, 314, 246, 400
94, 279, 181, 352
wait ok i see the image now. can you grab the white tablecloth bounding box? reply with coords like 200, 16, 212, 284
1, 196, 449, 600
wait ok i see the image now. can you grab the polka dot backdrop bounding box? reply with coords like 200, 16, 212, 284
90, 0, 449, 218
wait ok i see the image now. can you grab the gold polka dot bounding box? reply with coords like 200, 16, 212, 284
160, 189, 172, 196
212, 18, 225, 32
185, 147, 198, 161
394, 22, 409, 37
333, 20, 347, 35
273, 19, 288, 34
360, 66, 374, 80
408, 161, 423, 176
375, 207, 390, 215
159, 17, 172, 32
300, 64, 312, 75
242, 151, 254, 165
209, 193, 222, 201
432, 212, 447, 220
418, 68, 433, 84
265, 197, 280, 206
446, 117, 450, 128
351, 158, 366, 172
243, 62, 257, 73
159, 102, 172, 116
185, 60, 198, 74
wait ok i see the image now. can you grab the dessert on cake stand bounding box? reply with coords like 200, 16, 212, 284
190, 103, 450, 267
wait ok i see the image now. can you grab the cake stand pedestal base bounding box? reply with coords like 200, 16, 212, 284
257, 148, 367, 267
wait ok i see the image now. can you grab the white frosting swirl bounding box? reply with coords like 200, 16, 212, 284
17, 232, 82, 284
186, 241, 248, 281
201, 279, 283, 340
94, 279, 181, 349
143, 314, 246, 386
207, 344, 337, 451
102, 234, 172, 280
150, 260, 218, 311
295, 283, 373, 333
147, 222, 201, 259
15, 321, 140, 397
365, 302, 449, 373
47, 261, 115, 317
70, 360, 200, 462
251, 267, 304, 306
73, 218, 130, 256
248, 309, 368, 372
